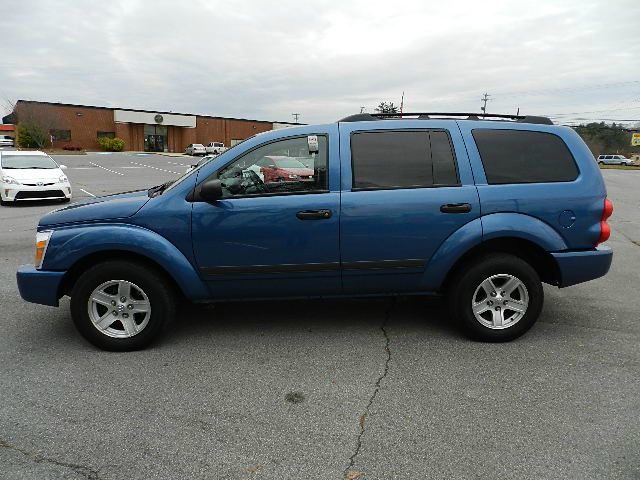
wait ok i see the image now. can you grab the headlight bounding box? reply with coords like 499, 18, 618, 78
59, 175, 68, 183
288, 174, 300, 179
35, 230, 53, 269
2, 175, 19, 185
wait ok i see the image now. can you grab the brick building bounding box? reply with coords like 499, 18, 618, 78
3, 100, 298, 152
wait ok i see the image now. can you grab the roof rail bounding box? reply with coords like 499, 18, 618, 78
339, 112, 553, 125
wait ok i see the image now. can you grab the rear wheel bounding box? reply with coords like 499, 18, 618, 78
70, 260, 175, 351
448, 254, 543, 342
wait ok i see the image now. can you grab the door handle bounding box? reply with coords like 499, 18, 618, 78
296, 209, 332, 220
440, 203, 472, 214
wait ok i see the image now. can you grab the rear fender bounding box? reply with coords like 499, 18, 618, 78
422, 213, 567, 291
421, 218, 483, 290
481, 213, 568, 251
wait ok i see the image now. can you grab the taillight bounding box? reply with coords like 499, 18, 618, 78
596, 198, 613, 246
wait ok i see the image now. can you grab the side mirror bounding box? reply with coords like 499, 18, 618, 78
59, 164, 67, 170
199, 178, 223, 202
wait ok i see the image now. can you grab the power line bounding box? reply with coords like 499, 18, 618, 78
549, 105, 640, 117
495, 80, 640, 98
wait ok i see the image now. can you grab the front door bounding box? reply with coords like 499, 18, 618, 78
145, 134, 164, 152
191, 131, 341, 299
338, 122, 480, 294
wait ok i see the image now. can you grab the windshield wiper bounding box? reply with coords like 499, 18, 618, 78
148, 180, 174, 198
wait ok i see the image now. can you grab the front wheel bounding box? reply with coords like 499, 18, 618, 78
70, 260, 176, 351
448, 254, 543, 342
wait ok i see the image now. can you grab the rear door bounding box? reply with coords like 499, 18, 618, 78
338, 121, 480, 294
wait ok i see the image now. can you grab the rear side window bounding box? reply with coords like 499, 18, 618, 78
351, 130, 458, 190
472, 129, 578, 184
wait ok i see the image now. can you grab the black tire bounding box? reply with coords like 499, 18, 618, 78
598, 161, 604, 166
448, 254, 543, 342
70, 260, 176, 351
61, 198, 71, 203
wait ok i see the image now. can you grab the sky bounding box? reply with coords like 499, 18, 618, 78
1, 0, 639, 126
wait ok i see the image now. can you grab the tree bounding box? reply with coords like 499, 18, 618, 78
374, 102, 399, 115
574, 122, 638, 156
16, 122, 49, 148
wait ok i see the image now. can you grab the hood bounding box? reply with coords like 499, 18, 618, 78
39, 190, 151, 227
4, 168, 63, 182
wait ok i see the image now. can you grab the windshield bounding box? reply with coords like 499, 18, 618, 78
1, 155, 58, 169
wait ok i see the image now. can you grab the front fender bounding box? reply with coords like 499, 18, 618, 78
481, 212, 568, 251
42, 223, 209, 300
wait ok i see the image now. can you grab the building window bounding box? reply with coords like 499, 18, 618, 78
50, 129, 71, 141
97, 131, 115, 139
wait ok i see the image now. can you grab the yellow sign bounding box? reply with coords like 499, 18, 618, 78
633, 132, 640, 146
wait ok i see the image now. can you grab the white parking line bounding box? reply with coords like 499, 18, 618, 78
166, 161, 190, 167
89, 161, 124, 176
120, 166, 144, 169
129, 161, 181, 175
80, 188, 96, 197
70, 167, 96, 170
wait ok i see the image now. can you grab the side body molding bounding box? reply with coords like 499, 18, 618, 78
42, 223, 209, 300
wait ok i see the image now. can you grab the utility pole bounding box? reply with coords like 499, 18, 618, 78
292, 113, 300, 123
480, 93, 491, 118
360, 106, 366, 113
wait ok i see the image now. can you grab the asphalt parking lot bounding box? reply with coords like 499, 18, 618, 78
1, 152, 638, 479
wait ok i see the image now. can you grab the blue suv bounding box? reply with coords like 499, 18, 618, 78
16, 112, 613, 350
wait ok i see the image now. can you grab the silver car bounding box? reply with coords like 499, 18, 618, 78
597, 154, 635, 166
184, 143, 207, 156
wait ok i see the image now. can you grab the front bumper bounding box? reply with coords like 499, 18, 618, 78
16, 265, 66, 306
551, 246, 613, 288
1, 182, 72, 202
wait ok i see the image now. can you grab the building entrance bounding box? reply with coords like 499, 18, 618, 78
144, 124, 168, 152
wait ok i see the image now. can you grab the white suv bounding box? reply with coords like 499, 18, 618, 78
597, 154, 635, 166
0, 150, 72, 204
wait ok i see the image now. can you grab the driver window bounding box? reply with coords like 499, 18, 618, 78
217, 136, 328, 198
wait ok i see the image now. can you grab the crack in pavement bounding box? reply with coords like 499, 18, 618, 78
343, 298, 394, 479
0, 438, 102, 479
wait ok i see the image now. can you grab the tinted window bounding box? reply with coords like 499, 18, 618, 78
472, 129, 578, 184
351, 130, 458, 190
217, 135, 327, 197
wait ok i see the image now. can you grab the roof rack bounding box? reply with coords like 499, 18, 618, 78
339, 112, 553, 125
